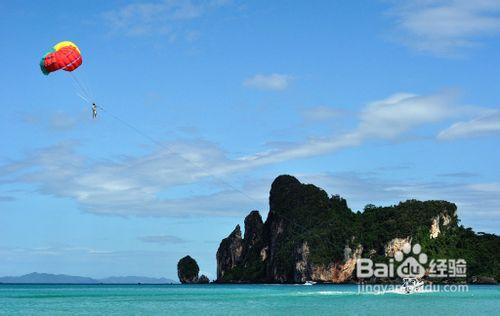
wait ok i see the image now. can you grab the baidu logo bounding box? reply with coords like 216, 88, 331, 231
356, 242, 466, 279
394, 243, 427, 278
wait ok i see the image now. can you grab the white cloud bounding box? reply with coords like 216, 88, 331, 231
103, 0, 230, 37
438, 109, 500, 140
243, 74, 293, 91
0, 91, 472, 217
242, 91, 461, 164
356, 92, 458, 138
0, 141, 268, 217
387, 0, 500, 55
467, 182, 500, 193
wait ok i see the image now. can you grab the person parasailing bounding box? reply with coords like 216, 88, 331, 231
40, 41, 95, 118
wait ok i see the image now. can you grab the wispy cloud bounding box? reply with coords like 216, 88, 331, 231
0, 195, 15, 202
49, 112, 79, 131
355, 92, 458, 138
387, 0, 500, 55
0, 245, 115, 257
103, 0, 230, 38
240, 91, 463, 165
437, 172, 478, 178
20, 110, 88, 132
243, 74, 293, 91
0, 91, 476, 217
0, 140, 268, 217
139, 234, 188, 244
438, 109, 500, 140
301, 106, 346, 122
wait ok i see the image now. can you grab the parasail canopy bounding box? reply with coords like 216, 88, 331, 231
40, 41, 82, 75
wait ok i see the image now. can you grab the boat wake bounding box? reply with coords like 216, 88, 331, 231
293, 287, 438, 297
293, 291, 358, 296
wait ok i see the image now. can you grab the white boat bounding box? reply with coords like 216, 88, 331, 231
400, 277, 424, 294
304, 281, 317, 286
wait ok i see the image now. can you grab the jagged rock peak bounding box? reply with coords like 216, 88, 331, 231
197, 275, 210, 284
244, 210, 263, 243
216, 224, 243, 280
230, 224, 242, 238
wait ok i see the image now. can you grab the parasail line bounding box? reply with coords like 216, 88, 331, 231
94, 104, 345, 249
94, 104, 260, 205
70, 72, 93, 103
76, 91, 91, 104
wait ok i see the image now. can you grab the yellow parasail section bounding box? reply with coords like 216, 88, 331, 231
53, 41, 81, 54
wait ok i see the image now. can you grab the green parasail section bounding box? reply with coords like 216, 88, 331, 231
39, 50, 54, 75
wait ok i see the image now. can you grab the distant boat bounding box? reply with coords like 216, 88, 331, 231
304, 281, 316, 286
400, 277, 424, 294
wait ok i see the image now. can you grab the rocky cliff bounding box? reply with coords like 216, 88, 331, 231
177, 255, 209, 284
215, 175, 499, 283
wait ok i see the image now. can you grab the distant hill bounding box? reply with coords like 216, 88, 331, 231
0, 272, 97, 284
0, 272, 177, 284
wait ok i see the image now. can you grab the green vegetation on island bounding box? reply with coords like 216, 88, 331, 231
213, 175, 499, 284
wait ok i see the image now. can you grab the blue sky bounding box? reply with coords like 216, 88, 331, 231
1, 0, 500, 280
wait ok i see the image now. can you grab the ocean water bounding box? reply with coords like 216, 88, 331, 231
0, 284, 498, 315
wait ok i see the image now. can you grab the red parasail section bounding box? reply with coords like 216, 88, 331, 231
43, 46, 82, 74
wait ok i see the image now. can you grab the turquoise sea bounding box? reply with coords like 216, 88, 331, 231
0, 284, 498, 315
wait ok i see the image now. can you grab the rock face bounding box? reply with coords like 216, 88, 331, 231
215, 175, 499, 284
430, 213, 454, 239
292, 242, 363, 283
197, 275, 210, 284
177, 256, 199, 283
177, 256, 209, 284
216, 211, 267, 282
333, 245, 363, 283
385, 237, 412, 257
216, 225, 243, 280
217, 175, 370, 283
243, 211, 264, 257
293, 242, 310, 283
430, 216, 440, 239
